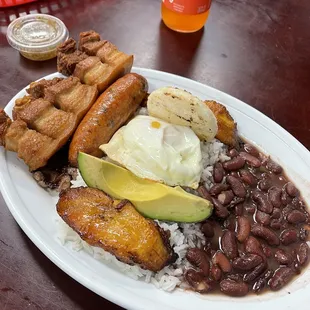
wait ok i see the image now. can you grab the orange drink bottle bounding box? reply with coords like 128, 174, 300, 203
161, 0, 212, 33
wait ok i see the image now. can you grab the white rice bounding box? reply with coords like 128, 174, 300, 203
56, 107, 230, 292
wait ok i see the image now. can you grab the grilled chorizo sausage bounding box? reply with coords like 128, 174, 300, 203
69, 73, 148, 166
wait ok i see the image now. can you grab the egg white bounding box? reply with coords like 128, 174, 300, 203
100, 115, 203, 189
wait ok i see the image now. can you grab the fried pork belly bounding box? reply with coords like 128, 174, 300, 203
13, 97, 76, 141
43, 77, 98, 122
57, 38, 88, 76
205, 100, 237, 146
78, 30, 101, 50
0, 109, 11, 146
0, 112, 58, 170
57, 31, 133, 93
0, 78, 98, 171
26, 77, 64, 99
57, 187, 175, 272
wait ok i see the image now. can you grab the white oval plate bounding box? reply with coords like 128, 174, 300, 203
0, 68, 310, 310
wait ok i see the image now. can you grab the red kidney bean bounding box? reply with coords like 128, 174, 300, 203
253, 277, 266, 293
235, 203, 244, 216
240, 169, 257, 186
264, 269, 274, 281
212, 198, 230, 219
260, 154, 269, 166
282, 205, 293, 219
228, 149, 239, 157
232, 254, 263, 271
228, 197, 245, 209
220, 279, 249, 297
201, 222, 214, 238
209, 183, 230, 196
229, 171, 240, 178
203, 241, 215, 257
227, 274, 242, 282
281, 189, 292, 206
213, 163, 224, 183
223, 156, 245, 171
274, 249, 293, 265
243, 261, 267, 283
296, 242, 309, 266
285, 182, 299, 197
266, 159, 283, 174
253, 270, 273, 293
252, 190, 273, 214
185, 269, 213, 293
224, 217, 236, 232
258, 178, 272, 192
244, 236, 264, 257
270, 219, 282, 230
240, 152, 261, 168
243, 143, 260, 157
269, 267, 294, 290
280, 229, 298, 245
194, 140, 310, 296
291, 197, 305, 210
287, 210, 306, 224
218, 190, 235, 205
271, 208, 281, 220
197, 186, 212, 201
244, 202, 256, 214
221, 230, 238, 259
186, 248, 210, 277
299, 227, 308, 241
226, 176, 246, 198
251, 224, 280, 246
210, 265, 222, 281
212, 251, 232, 273
261, 244, 272, 258
268, 187, 282, 208
236, 216, 251, 243
255, 210, 271, 226
292, 256, 302, 274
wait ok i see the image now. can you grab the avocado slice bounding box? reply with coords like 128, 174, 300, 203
78, 152, 213, 223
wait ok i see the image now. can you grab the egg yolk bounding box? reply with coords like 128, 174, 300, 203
151, 121, 161, 129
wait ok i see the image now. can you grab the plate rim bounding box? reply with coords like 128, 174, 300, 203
1, 67, 310, 310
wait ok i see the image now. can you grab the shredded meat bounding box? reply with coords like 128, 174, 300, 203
32, 166, 77, 191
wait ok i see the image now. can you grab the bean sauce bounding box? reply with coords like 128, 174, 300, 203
185, 140, 310, 296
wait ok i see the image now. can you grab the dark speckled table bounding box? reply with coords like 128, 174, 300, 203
0, 0, 310, 309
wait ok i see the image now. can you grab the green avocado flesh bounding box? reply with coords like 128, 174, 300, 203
78, 152, 213, 223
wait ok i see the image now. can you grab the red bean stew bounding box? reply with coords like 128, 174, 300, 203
185, 141, 310, 296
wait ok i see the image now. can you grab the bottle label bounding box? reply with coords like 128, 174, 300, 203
162, 0, 212, 15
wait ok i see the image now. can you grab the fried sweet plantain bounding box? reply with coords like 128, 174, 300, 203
56, 187, 175, 272
204, 100, 237, 146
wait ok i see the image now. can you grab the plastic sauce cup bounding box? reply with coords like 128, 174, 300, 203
6, 14, 69, 61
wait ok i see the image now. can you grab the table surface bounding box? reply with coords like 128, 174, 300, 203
0, 0, 310, 309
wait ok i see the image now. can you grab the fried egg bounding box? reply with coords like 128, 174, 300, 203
100, 115, 203, 189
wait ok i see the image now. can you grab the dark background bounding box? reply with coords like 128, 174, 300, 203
0, 0, 309, 309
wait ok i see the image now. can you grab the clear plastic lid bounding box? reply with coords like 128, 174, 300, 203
6, 14, 69, 53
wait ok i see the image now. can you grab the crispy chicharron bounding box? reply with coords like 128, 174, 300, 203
56, 187, 175, 272
0, 77, 98, 171
57, 30, 133, 93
